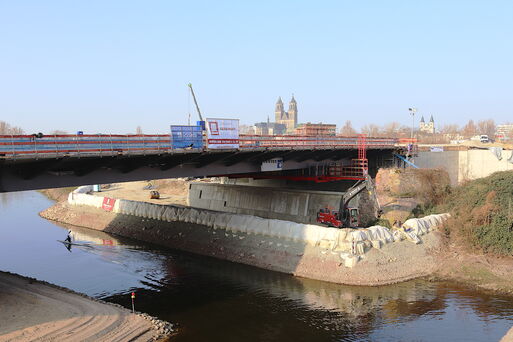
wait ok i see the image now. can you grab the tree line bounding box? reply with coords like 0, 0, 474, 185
0, 121, 24, 135
339, 119, 507, 142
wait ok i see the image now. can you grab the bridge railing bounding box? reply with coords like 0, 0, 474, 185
238, 135, 397, 149
0, 134, 398, 158
0, 134, 172, 158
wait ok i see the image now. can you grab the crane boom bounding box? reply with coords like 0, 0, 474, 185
188, 83, 204, 122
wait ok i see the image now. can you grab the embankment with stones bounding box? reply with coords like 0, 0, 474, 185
40, 186, 449, 286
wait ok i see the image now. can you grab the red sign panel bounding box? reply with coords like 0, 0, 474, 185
102, 197, 116, 212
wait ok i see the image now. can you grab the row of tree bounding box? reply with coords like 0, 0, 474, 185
340, 119, 506, 141
0, 121, 24, 135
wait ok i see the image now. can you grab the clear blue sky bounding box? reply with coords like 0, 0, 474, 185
0, 0, 512, 134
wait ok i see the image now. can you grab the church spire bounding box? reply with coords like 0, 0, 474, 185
429, 115, 434, 123
275, 96, 285, 121
287, 95, 298, 130
420, 116, 425, 123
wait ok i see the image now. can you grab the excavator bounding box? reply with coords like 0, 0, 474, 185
316, 173, 381, 228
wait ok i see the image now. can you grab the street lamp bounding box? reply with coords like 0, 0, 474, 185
408, 107, 417, 141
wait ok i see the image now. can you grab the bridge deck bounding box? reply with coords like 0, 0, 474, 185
0, 134, 400, 160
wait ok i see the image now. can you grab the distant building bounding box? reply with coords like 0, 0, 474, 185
419, 115, 435, 134
252, 121, 286, 135
496, 124, 513, 140
294, 123, 336, 136
275, 96, 298, 134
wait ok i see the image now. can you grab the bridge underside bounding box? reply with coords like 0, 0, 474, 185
0, 148, 397, 193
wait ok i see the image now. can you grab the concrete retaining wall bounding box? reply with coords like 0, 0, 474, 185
415, 149, 513, 184
188, 183, 351, 224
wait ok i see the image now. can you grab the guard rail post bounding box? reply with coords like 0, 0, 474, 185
10, 134, 15, 159
34, 135, 37, 157
76, 134, 80, 157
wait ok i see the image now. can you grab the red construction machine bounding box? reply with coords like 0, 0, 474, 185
316, 173, 380, 228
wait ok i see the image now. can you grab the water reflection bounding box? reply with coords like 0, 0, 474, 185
1, 191, 512, 342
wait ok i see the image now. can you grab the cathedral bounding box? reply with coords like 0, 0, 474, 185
419, 115, 435, 134
275, 96, 298, 134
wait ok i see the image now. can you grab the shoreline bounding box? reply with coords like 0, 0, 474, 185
40, 199, 443, 287
40, 189, 513, 296
0, 270, 173, 342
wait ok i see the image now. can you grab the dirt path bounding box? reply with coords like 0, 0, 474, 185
0, 271, 171, 342
93, 179, 192, 206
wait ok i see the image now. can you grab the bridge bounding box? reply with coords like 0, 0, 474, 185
0, 134, 404, 192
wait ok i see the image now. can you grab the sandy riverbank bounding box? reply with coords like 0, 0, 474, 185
0, 271, 173, 342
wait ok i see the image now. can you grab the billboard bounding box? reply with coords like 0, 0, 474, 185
261, 158, 283, 172
170, 125, 203, 149
206, 118, 239, 149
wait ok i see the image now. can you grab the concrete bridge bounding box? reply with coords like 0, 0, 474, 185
0, 134, 403, 192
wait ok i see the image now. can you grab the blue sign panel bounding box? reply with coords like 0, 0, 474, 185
170, 125, 203, 149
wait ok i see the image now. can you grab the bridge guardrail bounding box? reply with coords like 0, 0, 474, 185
0, 134, 398, 159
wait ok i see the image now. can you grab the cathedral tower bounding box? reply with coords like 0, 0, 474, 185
275, 97, 286, 122
287, 95, 298, 130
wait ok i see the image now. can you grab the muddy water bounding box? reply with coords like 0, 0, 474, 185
1, 191, 512, 342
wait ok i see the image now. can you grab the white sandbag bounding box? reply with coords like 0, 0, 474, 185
346, 230, 368, 242
366, 226, 394, 243
392, 229, 404, 242
405, 231, 421, 244
213, 213, 230, 229
318, 227, 339, 244
246, 216, 269, 235
302, 224, 322, 245
268, 219, 289, 239
226, 215, 247, 233
73, 185, 93, 194
288, 223, 306, 242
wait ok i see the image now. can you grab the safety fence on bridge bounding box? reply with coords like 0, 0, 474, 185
0, 134, 398, 159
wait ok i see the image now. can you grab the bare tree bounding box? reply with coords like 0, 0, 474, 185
462, 120, 477, 138
440, 124, 460, 135
382, 122, 402, 137
0, 121, 24, 135
339, 120, 357, 136
50, 130, 68, 135
477, 119, 495, 137
360, 124, 380, 137
136, 126, 143, 135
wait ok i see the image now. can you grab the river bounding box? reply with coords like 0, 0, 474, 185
1, 191, 512, 342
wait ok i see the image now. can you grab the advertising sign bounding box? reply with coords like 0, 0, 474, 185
102, 197, 116, 212
430, 146, 444, 152
261, 158, 283, 172
170, 125, 203, 149
206, 118, 239, 149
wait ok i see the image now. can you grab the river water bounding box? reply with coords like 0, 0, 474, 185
1, 191, 512, 342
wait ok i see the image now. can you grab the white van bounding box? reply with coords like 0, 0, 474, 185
480, 135, 489, 143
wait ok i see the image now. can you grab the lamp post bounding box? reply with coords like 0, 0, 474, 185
408, 107, 417, 140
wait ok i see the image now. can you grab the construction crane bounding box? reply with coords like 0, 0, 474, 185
187, 83, 204, 122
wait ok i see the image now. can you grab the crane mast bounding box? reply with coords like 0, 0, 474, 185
187, 83, 204, 122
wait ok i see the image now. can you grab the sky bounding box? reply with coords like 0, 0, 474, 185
0, 0, 512, 134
